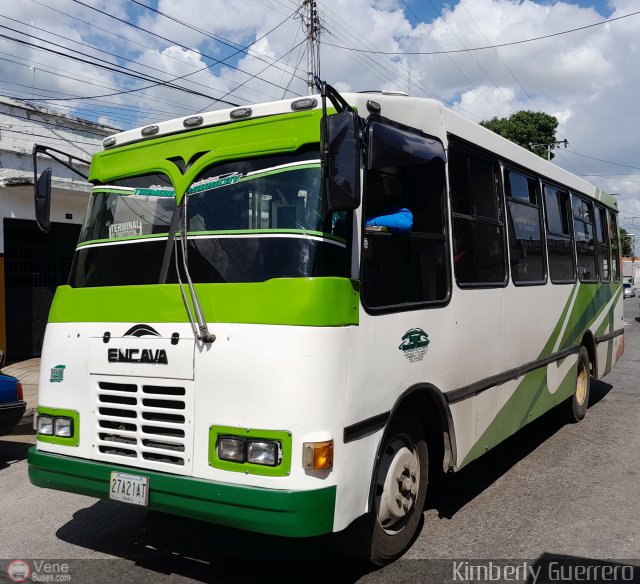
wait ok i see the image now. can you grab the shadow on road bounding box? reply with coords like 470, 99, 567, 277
56, 502, 373, 583
0, 438, 32, 470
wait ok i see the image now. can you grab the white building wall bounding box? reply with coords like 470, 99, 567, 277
0, 96, 117, 354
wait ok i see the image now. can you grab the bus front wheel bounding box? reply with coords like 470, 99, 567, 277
566, 346, 591, 423
370, 414, 428, 565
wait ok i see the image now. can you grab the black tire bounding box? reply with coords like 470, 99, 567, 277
565, 346, 590, 423
368, 414, 429, 565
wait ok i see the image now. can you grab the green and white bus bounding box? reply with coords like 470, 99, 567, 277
28, 85, 624, 564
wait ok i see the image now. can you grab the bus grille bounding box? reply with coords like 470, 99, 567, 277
94, 379, 191, 471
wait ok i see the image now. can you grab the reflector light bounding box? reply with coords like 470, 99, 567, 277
230, 107, 252, 119
183, 116, 203, 127
141, 125, 159, 137
103, 136, 116, 148
291, 98, 317, 111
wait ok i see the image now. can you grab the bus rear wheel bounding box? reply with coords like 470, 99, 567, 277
370, 415, 428, 565
565, 346, 590, 423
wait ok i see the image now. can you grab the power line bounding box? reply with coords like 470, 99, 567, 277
130, 0, 306, 85
322, 10, 640, 55
398, 0, 501, 116
196, 38, 307, 113
565, 149, 640, 172
72, 0, 304, 97
457, 0, 540, 111
0, 30, 241, 106
29, 0, 290, 105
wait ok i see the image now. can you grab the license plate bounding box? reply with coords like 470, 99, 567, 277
109, 472, 149, 506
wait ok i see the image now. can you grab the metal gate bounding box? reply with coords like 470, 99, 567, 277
4, 218, 80, 359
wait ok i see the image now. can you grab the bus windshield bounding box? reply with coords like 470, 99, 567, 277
79, 186, 175, 245
69, 150, 349, 287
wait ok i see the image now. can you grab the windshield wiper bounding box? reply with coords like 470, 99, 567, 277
164, 199, 216, 344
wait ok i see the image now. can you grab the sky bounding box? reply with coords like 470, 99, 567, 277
1, 0, 640, 243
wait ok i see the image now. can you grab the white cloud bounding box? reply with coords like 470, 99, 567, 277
1, 0, 639, 213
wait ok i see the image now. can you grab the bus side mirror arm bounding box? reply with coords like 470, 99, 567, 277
32, 144, 91, 234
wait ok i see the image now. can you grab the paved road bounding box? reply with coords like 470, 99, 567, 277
1, 300, 639, 583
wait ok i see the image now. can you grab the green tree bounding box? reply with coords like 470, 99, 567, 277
620, 227, 633, 257
480, 111, 560, 160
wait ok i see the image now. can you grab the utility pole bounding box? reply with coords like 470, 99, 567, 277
302, 0, 321, 95
528, 139, 569, 161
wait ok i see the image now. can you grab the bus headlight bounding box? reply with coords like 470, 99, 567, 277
216, 436, 282, 466
37, 415, 54, 435
54, 418, 74, 438
217, 436, 245, 462
247, 440, 280, 466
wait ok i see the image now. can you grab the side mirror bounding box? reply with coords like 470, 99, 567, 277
35, 168, 52, 234
323, 111, 360, 212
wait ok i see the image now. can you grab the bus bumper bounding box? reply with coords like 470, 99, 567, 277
28, 447, 336, 537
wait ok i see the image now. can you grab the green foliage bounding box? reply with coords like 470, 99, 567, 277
480, 111, 559, 160
620, 228, 634, 257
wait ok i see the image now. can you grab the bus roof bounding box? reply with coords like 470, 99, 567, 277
102, 92, 616, 212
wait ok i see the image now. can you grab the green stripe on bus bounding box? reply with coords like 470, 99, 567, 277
48, 278, 359, 326
460, 357, 577, 467
28, 448, 336, 537
459, 281, 622, 469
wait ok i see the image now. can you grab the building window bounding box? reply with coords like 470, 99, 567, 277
543, 184, 575, 283
505, 169, 545, 284
572, 195, 597, 282
449, 143, 506, 286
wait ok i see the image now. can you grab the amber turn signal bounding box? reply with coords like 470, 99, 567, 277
302, 440, 333, 470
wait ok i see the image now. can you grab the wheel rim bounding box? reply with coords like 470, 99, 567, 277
576, 358, 588, 406
375, 435, 420, 534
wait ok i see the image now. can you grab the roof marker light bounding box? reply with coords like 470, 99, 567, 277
291, 98, 317, 111
367, 100, 381, 114
230, 107, 252, 119
183, 116, 203, 128
103, 136, 116, 148
141, 125, 159, 137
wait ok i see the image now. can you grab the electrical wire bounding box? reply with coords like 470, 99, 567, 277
322, 10, 640, 55
69, 0, 303, 96
130, 0, 307, 85
0, 30, 241, 105
28, 0, 290, 104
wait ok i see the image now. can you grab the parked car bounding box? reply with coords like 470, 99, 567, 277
0, 350, 25, 435
623, 282, 636, 298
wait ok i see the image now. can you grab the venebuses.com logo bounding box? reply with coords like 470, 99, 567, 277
6, 560, 30, 583
5, 560, 71, 583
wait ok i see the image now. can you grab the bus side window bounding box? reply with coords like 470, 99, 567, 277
594, 204, 610, 282
609, 210, 621, 282
543, 184, 575, 283
361, 123, 448, 311
505, 169, 546, 284
572, 195, 597, 282
449, 143, 506, 287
